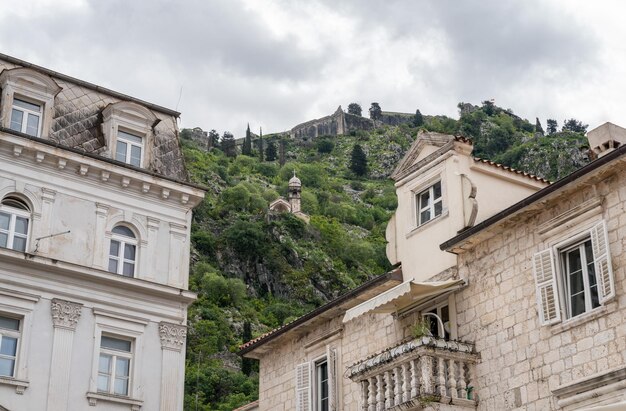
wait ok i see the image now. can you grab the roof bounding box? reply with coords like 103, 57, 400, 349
441, 141, 626, 252
473, 157, 551, 184
238, 265, 403, 356
0, 52, 180, 117
233, 400, 259, 411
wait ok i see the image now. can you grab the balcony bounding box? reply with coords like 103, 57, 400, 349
347, 336, 478, 410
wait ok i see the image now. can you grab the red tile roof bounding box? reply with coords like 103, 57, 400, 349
473, 157, 551, 184
233, 400, 259, 411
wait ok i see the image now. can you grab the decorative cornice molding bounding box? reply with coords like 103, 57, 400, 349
158, 322, 186, 351
50, 298, 83, 330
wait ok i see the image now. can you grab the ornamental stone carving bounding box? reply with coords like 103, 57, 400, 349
159, 322, 187, 351
51, 299, 83, 330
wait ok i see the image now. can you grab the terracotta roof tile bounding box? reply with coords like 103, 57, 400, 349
473, 157, 551, 184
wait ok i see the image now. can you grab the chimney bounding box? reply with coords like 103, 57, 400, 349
587, 122, 626, 158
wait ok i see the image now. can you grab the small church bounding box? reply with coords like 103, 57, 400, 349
269, 172, 310, 223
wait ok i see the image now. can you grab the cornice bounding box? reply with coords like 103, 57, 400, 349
0, 130, 205, 209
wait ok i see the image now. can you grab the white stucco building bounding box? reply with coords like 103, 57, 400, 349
0, 54, 205, 411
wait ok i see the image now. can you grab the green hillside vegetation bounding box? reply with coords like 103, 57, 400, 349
181, 102, 590, 410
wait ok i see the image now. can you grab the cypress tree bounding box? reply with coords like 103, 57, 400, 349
279, 137, 286, 166
349, 144, 367, 176
265, 141, 277, 161
242, 123, 252, 156
258, 127, 264, 161
221, 131, 237, 157
413, 109, 424, 127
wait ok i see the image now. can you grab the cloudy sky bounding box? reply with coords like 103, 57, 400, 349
0, 0, 624, 137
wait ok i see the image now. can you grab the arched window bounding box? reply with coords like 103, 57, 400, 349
0, 195, 30, 252
108, 226, 137, 277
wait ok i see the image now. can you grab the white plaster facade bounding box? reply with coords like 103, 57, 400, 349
0, 54, 204, 411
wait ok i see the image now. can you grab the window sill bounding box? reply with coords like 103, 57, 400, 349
405, 211, 449, 239
0, 375, 29, 394
86, 391, 143, 410
551, 302, 616, 335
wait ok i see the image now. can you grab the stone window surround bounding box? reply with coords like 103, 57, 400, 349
0, 287, 39, 395
297, 343, 340, 411
87, 309, 147, 410
396, 293, 459, 341
405, 165, 448, 238
538, 198, 615, 330
101, 101, 159, 169
100, 211, 148, 280
0, 67, 61, 139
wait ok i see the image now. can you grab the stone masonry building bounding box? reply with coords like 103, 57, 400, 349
0, 53, 205, 410
240, 124, 626, 410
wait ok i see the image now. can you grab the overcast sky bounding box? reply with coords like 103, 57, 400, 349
0, 0, 624, 137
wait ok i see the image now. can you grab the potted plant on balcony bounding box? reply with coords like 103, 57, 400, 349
412, 319, 433, 339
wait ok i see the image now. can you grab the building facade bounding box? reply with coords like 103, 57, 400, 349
0, 54, 204, 411
241, 125, 626, 410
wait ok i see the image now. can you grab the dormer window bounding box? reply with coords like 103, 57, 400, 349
417, 181, 442, 225
115, 130, 143, 167
10, 98, 42, 137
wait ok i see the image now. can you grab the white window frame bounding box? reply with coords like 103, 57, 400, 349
416, 180, 443, 226
97, 335, 133, 397
533, 220, 615, 326
87, 310, 146, 408
115, 129, 144, 167
10, 96, 43, 137
0, 314, 21, 378
108, 226, 137, 277
313, 356, 329, 411
296, 347, 338, 411
0, 289, 38, 394
0, 199, 31, 252
559, 238, 601, 318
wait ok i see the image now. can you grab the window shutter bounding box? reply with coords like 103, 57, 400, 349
327, 346, 338, 411
295, 362, 311, 411
591, 221, 615, 303
533, 249, 561, 325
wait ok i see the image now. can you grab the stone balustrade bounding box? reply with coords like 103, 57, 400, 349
347, 336, 478, 410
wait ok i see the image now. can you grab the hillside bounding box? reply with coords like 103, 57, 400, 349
181, 102, 590, 410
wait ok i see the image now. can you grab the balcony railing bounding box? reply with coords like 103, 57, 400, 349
347, 336, 478, 410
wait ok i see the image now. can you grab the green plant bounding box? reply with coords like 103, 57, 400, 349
412, 319, 432, 338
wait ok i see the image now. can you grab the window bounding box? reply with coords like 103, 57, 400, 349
108, 226, 136, 277
0, 196, 30, 252
97, 335, 132, 396
10, 98, 42, 137
115, 130, 143, 167
533, 221, 615, 325
0, 315, 20, 378
315, 359, 329, 411
423, 303, 451, 340
416, 181, 442, 225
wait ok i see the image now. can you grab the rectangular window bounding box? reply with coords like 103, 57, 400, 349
416, 181, 442, 225
97, 335, 132, 396
0, 210, 29, 252
561, 239, 601, 318
115, 130, 143, 167
10, 98, 42, 137
315, 359, 329, 411
424, 303, 451, 340
0, 315, 20, 377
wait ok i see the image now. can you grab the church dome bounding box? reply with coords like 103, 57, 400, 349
288, 172, 301, 188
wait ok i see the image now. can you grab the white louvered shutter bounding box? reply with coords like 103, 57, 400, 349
533, 248, 561, 325
326, 346, 338, 411
295, 362, 311, 411
591, 221, 615, 303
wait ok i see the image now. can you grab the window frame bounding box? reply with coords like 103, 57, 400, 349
559, 238, 601, 319
10, 96, 43, 137
314, 357, 329, 411
108, 226, 137, 277
415, 180, 443, 226
97, 335, 134, 397
115, 129, 144, 167
0, 314, 21, 378
0, 198, 31, 252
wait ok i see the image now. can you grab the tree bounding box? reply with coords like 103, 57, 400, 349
546, 119, 558, 135
482, 100, 495, 116
535, 118, 544, 135
562, 118, 588, 133
258, 127, 264, 162
207, 129, 220, 150
241, 321, 253, 376
221, 131, 237, 157
242, 124, 252, 156
347, 103, 362, 117
369, 102, 382, 121
413, 109, 424, 127
265, 141, 277, 161
349, 144, 367, 176
279, 137, 286, 166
